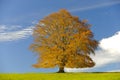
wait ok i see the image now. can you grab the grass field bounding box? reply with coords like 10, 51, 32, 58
0, 72, 120, 80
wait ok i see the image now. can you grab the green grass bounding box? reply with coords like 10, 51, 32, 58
0, 72, 120, 80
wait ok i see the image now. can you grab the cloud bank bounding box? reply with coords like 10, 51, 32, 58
70, 1, 120, 12
0, 25, 33, 42
93, 32, 120, 67
66, 31, 120, 72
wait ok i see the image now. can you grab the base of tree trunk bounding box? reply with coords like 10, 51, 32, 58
57, 67, 65, 73
57, 70, 65, 73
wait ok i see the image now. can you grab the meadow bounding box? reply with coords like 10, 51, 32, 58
0, 72, 120, 80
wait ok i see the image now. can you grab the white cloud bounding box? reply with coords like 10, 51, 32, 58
108, 69, 120, 72
70, 1, 120, 12
0, 25, 22, 32
0, 25, 6, 32
32, 20, 38, 25
65, 31, 120, 72
0, 25, 33, 42
93, 32, 120, 67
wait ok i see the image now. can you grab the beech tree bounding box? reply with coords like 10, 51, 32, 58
30, 9, 98, 73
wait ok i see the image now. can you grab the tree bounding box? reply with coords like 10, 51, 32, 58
30, 9, 98, 73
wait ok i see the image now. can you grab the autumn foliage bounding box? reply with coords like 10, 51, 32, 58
30, 9, 98, 73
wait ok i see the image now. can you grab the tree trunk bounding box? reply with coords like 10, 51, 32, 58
57, 67, 65, 73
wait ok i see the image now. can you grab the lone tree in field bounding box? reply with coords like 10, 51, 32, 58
30, 9, 98, 73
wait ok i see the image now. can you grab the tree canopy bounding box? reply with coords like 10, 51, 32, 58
30, 9, 98, 73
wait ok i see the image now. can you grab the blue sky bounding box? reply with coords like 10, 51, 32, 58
0, 0, 120, 73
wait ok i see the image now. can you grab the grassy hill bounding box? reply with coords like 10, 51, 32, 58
0, 72, 120, 80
